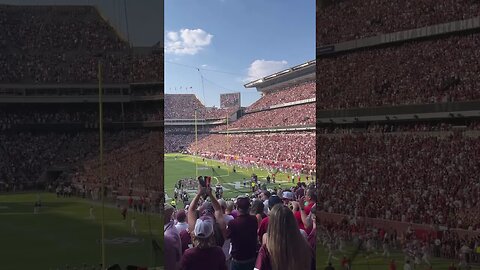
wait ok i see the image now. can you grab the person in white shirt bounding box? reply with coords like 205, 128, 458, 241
131, 216, 137, 235
404, 260, 412, 270
89, 206, 95, 219
174, 209, 188, 232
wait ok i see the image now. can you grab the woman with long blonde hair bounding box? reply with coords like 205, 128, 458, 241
255, 204, 315, 270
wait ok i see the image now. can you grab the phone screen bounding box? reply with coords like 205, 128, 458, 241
206, 176, 211, 187
198, 176, 206, 187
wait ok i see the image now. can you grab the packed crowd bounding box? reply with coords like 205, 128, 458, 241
0, 130, 141, 184
0, 5, 127, 51
165, 181, 317, 270
71, 131, 163, 197
318, 132, 480, 229
317, 120, 480, 134
214, 103, 315, 131
0, 51, 162, 84
188, 132, 315, 171
165, 94, 237, 120
0, 129, 164, 201
220, 93, 240, 109
164, 133, 208, 154
317, 31, 480, 109
0, 5, 162, 83
0, 106, 163, 130
317, 0, 480, 45
246, 81, 315, 113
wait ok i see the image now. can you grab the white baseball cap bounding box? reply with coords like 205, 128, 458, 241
194, 217, 214, 238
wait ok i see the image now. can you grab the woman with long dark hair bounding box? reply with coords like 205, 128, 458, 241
251, 199, 267, 227
254, 204, 315, 270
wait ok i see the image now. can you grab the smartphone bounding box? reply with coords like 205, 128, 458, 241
198, 176, 206, 187
205, 176, 211, 187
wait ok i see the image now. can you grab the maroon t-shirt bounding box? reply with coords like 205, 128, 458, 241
180, 246, 227, 270
258, 217, 269, 243
227, 214, 258, 260
179, 229, 192, 254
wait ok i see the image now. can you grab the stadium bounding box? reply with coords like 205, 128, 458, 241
0, 3, 163, 270
317, 0, 480, 269
164, 60, 318, 269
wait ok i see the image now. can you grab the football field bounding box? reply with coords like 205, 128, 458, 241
164, 153, 313, 205
317, 242, 471, 270
0, 192, 163, 270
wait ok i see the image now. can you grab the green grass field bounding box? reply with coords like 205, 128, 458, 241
0, 192, 162, 270
316, 241, 476, 270
164, 153, 313, 205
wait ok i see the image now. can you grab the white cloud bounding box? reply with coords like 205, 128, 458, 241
165, 28, 213, 55
245, 59, 289, 82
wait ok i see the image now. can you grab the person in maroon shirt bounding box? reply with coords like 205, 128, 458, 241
181, 186, 227, 270
227, 197, 259, 270
180, 216, 227, 270
258, 195, 282, 244
254, 204, 314, 270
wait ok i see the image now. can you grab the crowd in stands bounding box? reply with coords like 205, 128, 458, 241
215, 103, 315, 131
246, 81, 315, 113
318, 120, 480, 134
317, 31, 480, 109
0, 129, 164, 201
0, 107, 163, 130
0, 5, 162, 84
0, 51, 162, 84
0, 5, 127, 51
189, 133, 315, 171
71, 131, 163, 197
317, 0, 480, 45
164, 133, 208, 154
165, 94, 237, 120
165, 181, 317, 270
220, 93, 240, 108
318, 132, 480, 230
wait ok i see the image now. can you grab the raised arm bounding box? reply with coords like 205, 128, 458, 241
207, 187, 227, 239
187, 185, 204, 233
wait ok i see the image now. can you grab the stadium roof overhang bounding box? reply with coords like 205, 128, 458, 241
243, 60, 316, 92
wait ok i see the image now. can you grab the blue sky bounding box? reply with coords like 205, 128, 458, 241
165, 0, 315, 107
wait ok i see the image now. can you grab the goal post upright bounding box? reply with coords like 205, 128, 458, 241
226, 113, 230, 177
97, 61, 106, 270
195, 109, 198, 178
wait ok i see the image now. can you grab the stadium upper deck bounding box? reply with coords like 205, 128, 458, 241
0, 5, 162, 84
317, 0, 480, 255
164, 94, 238, 120
178, 60, 317, 171
317, 0, 480, 46
0, 5, 163, 196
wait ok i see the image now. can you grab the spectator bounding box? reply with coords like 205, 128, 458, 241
227, 197, 258, 270
182, 186, 227, 270
164, 204, 181, 270
175, 210, 188, 232
255, 204, 314, 270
